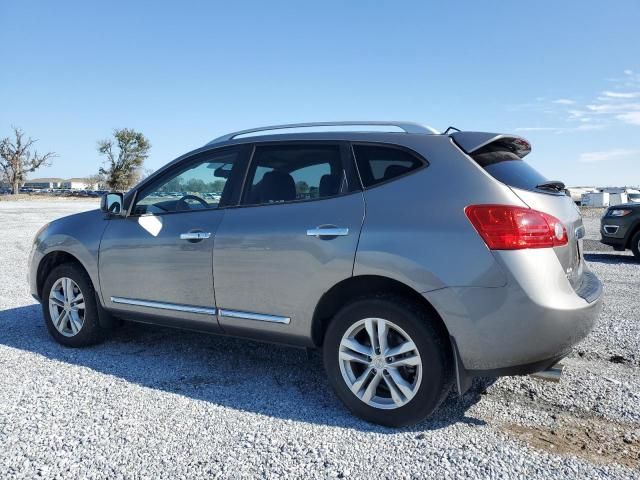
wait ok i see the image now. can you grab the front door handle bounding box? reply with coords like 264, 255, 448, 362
306, 226, 349, 238
180, 231, 211, 242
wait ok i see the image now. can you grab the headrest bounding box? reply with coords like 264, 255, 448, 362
259, 170, 296, 202
319, 174, 341, 197
383, 164, 410, 180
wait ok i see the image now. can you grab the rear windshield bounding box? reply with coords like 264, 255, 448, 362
472, 146, 552, 193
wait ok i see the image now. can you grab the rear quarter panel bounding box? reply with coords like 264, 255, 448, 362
354, 135, 525, 292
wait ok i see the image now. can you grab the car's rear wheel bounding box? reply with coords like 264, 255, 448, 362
631, 231, 640, 260
323, 296, 451, 427
42, 263, 105, 347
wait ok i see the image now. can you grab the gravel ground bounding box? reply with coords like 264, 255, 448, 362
0, 201, 638, 479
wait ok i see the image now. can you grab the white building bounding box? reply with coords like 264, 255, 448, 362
23, 178, 64, 189
24, 177, 97, 190
61, 178, 96, 190
566, 187, 598, 204
581, 192, 610, 207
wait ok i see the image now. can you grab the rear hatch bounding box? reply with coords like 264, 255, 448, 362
452, 132, 585, 290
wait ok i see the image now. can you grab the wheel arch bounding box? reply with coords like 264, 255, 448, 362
311, 275, 451, 347
37, 250, 116, 329
624, 220, 640, 249
37, 250, 90, 300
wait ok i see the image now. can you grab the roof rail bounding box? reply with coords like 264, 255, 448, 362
207, 121, 438, 145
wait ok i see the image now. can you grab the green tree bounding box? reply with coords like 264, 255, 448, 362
0, 127, 56, 194
185, 178, 206, 193
162, 176, 183, 192
210, 179, 226, 193
296, 180, 310, 196
86, 172, 107, 190
98, 128, 150, 191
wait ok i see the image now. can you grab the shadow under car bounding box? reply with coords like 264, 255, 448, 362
0, 303, 489, 433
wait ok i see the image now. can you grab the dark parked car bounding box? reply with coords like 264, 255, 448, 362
600, 203, 640, 259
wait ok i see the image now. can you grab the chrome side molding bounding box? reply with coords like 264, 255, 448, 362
219, 309, 291, 324
110, 297, 290, 325
110, 297, 217, 316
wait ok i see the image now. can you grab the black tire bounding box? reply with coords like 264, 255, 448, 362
41, 263, 106, 347
631, 231, 640, 260
323, 295, 452, 427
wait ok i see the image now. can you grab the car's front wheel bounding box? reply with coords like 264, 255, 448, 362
323, 296, 452, 427
42, 263, 105, 347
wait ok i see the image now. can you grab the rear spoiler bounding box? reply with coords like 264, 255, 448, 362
450, 131, 531, 159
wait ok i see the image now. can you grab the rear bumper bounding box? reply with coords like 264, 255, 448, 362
424, 249, 602, 372
449, 339, 571, 393
464, 350, 570, 378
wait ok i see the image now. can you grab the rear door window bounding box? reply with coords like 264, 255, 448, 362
352, 145, 425, 188
242, 144, 346, 206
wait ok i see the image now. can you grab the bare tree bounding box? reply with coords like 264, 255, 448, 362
0, 127, 56, 194
85, 172, 108, 190
140, 167, 155, 181
98, 128, 151, 191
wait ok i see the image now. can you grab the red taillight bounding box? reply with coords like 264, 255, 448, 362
465, 205, 568, 250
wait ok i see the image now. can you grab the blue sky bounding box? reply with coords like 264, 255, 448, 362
1, 1, 639, 186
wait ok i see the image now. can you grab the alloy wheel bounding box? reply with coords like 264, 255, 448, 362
338, 318, 422, 409
48, 277, 85, 337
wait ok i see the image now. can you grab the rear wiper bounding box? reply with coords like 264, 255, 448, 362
536, 180, 566, 192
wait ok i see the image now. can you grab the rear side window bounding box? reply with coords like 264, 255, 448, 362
472, 146, 550, 193
352, 145, 425, 188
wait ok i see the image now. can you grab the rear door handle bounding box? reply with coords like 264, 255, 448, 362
180, 231, 211, 242
306, 226, 349, 238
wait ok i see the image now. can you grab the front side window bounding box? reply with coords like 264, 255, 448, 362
352, 144, 425, 188
133, 149, 239, 215
242, 144, 345, 206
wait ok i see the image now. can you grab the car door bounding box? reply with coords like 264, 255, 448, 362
99, 146, 247, 332
213, 142, 365, 344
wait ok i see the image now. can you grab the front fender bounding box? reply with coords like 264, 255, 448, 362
29, 209, 108, 302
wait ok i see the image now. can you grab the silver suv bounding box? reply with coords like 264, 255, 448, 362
28, 122, 602, 426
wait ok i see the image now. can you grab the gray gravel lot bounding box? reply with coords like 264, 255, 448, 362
0, 201, 639, 479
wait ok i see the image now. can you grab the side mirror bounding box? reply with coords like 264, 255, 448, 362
100, 192, 125, 215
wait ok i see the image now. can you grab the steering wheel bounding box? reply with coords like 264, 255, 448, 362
176, 194, 209, 211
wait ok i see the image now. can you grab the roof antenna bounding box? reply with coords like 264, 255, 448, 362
443, 126, 461, 134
